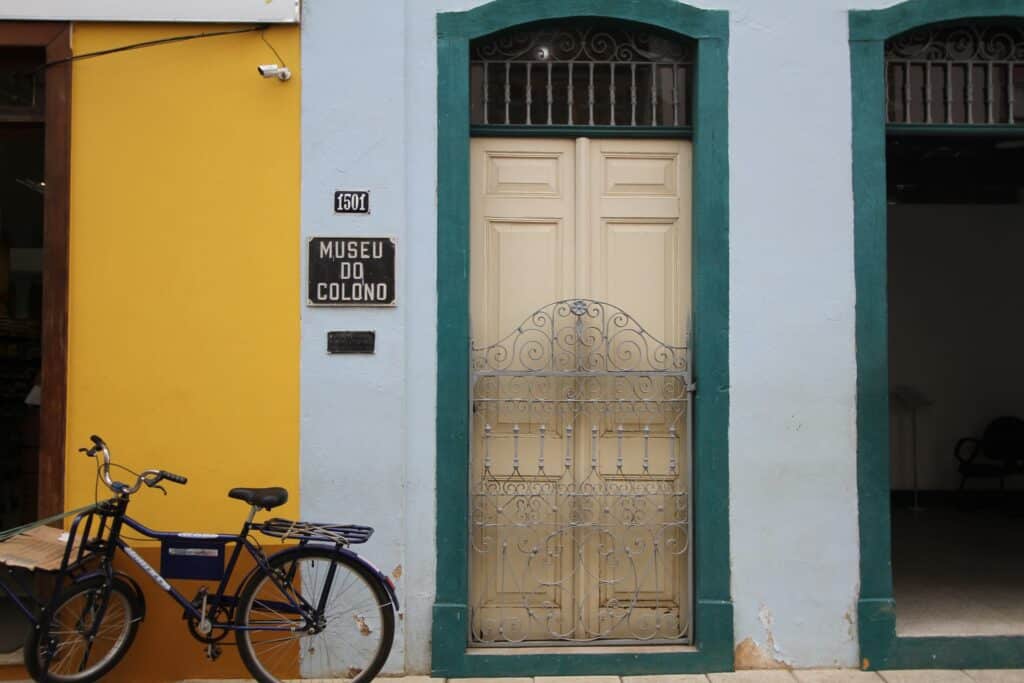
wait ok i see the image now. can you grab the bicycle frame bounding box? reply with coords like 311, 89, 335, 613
118, 502, 334, 633
0, 496, 336, 637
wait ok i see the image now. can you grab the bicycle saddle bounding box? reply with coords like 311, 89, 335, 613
228, 487, 289, 510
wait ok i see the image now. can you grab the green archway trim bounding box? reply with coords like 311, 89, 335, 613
851, 0, 1024, 670
434, 0, 732, 677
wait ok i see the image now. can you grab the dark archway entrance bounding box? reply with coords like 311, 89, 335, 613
852, 1, 1024, 670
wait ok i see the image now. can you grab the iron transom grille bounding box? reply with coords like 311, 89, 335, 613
469, 300, 693, 646
470, 21, 695, 128
886, 20, 1024, 125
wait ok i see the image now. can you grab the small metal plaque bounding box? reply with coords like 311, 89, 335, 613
334, 190, 370, 214
327, 331, 375, 355
308, 237, 396, 307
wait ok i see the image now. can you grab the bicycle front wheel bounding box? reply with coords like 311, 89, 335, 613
236, 547, 395, 683
25, 575, 140, 683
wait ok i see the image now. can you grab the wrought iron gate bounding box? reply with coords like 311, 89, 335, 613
469, 299, 693, 645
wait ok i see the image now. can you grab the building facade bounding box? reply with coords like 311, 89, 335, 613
1, 0, 1023, 680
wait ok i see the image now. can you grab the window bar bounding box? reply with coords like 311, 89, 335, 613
525, 63, 532, 125
564, 424, 573, 471
985, 62, 993, 124
945, 62, 953, 124
966, 60, 974, 124
651, 62, 658, 126
504, 62, 511, 125
512, 423, 520, 472
610, 64, 616, 126
538, 424, 546, 473
672, 64, 679, 126
568, 64, 574, 125
588, 62, 595, 125
615, 425, 624, 473
903, 60, 912, 123
884, 63, 892, 122
924, 61, 933, 123
630, 63, 637, 126
642, 425, 650, 474
483, 423, 493, 474
482, 62, 489, 125
669, 425, 678, 476
1009, 62, 1016, 124
547, 62, 553, 125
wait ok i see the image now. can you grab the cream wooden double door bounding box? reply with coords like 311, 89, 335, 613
469, 137, 694, 644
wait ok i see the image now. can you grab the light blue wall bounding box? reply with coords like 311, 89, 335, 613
301, 0, 902, 674
299, 0, 420, 673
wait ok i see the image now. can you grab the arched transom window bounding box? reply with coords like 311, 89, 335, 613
886, 20, 1024, 125
470, 20, 695, 128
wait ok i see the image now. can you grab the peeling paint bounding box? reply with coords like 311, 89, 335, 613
734, 637, 788, 670
392, 564, 403, 581
862, 657, 871, 670
757, 604, 789, 664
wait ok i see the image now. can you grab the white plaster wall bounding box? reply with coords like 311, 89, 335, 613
299, 0, 907, 673
299, 0, 414, 673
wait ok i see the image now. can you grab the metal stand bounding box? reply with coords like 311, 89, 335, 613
891, 386, 932, 513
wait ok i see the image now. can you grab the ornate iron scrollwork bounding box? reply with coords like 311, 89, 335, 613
470, 19, 694, 127
469, 300, 693, 645
887, 21, 1024, 62
885, 20, 1024, 125
471, 22, 694, 64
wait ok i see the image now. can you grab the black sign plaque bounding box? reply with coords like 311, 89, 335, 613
327, 331, 376, 354
308, 237, 396, 307
334, 190, 370, 214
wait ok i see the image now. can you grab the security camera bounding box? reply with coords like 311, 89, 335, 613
257, 64, 291, 81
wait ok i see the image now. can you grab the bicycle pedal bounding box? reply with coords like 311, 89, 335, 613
204, 644, 222, 661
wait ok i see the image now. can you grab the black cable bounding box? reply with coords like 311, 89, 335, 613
38, 24, 271, 72
260, 29, 287, 67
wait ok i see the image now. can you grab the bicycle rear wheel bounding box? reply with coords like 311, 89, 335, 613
235, 546, 395, 682
25, 576, 140, 683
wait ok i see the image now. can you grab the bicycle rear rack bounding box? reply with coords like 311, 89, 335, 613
256, 518, 374, 546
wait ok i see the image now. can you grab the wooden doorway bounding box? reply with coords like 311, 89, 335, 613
0, 22, 70, 523
468, 136, 693, 644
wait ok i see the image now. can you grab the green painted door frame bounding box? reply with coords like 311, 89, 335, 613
851, 0, 1024, 670
434, 0, 732, 677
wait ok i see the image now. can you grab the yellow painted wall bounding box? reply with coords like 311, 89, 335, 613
46, 23, 300, 681
65, 23, 300, 529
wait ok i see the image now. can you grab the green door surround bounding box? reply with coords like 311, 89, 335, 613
434, 0, 732, 677
851, 0, 1024, 670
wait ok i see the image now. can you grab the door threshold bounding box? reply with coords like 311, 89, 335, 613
468, 643, 697, 656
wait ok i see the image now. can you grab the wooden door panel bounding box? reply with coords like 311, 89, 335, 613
471, 138, 576, 642
582, 139, 691, 640
470, 137, 692, 644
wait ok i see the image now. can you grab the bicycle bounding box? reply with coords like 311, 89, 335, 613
0, 435, 398, 683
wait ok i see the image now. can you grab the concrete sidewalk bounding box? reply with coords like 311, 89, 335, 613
383, 673, 1024, 683
183, 671, 1024, 682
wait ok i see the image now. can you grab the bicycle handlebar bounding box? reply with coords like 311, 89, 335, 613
80, 435, 188, 495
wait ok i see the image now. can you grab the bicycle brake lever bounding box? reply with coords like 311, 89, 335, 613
153, 484, 168, 496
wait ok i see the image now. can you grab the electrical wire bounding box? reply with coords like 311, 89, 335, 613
38, 24, 274, 72
260, 28, 287, 67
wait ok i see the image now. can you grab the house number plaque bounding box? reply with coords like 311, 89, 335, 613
334, 190, 370, 214
308, 237, 396, 307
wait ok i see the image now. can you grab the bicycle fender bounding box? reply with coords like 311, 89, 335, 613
258, 545, 400, 612
336, 547, 400, 613
70, 571, 147, 621
113, 571, 147, 621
